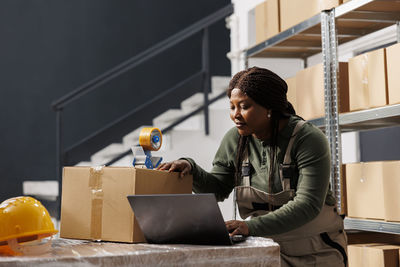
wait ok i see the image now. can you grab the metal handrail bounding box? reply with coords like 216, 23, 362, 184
52, 4, 233, 219
64, 71, 204, 154
51, 4, 233, 110
104, 89, 227, 166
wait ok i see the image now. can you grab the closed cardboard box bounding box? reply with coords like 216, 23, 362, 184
346, 162, 385, 220
296, 62, 349, 120
285, 76, 297, 111
339, 164, 347, 215
348, 48, 388, 111
60, 166, 193, 243
382, 161, 400, 222
386, 43, 400, 105
348, 231, 400, 245
348, 244, 400, 267
280, 0, 341, 32
255, 0, 280, 44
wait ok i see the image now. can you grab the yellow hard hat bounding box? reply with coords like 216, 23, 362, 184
0, 196, 58, 246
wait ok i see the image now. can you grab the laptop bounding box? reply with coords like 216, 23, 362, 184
127, 193, 246, 245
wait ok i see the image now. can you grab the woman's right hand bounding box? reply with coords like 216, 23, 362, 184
156, 159, 192, 178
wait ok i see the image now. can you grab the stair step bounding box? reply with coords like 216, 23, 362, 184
211, 76, 231, 94
82, 76, 232, 168
75, 161, 93, 166
91, 143, 130, 165
122, 125, 151, 148
179, 76, 229, 113
172, 114, 203, 131
180, 91, 225, 113
209, 108, 234, 139
152, 109, 186, 129
23, 181, 59, 199
209, 95, 229, 110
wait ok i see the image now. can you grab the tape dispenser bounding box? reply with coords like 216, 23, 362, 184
132, 127, 163, 169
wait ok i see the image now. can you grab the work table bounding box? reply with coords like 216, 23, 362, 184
0, 237, 280, 266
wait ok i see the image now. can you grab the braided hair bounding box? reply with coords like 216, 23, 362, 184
227, 67, 296, 193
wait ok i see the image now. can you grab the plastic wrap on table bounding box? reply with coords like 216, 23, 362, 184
0, 237, 280, 267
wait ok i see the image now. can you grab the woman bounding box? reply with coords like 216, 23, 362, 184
157, 67, 347, 266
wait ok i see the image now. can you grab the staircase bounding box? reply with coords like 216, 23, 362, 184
25, 76, 236, 221
72, 76, 236, 220
75, 76, 231, 166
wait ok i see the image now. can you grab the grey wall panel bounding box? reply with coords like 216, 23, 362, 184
359, 126, 400, 162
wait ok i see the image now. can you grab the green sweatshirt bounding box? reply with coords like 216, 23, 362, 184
184, 115, 336, 237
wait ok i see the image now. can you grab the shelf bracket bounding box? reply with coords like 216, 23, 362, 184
321, 10, 343, 213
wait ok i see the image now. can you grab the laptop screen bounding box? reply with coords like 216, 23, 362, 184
127, 194, 233, 245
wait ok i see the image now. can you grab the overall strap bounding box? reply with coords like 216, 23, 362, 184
241, 147, 251, 186
280, 120, 306, 190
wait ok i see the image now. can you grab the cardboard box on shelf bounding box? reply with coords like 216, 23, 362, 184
386, 42, 400, 105
346, 162, 385, 220
60, 166, 193, 243
382, 161, 400, 222
348, 48, 388, 111
347, 231, 400, 245
255, 0, 280, 44
339, 164, 347, 215
280, 0, 341, 32
285, 76, 297, 112
348, 243, 400, 267
295, 62, 349, 120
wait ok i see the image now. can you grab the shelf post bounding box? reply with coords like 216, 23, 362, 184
321, 10, 343, 213
397, 21, 400, 43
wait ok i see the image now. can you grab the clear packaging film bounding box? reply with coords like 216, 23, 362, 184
0, 237, 280, 266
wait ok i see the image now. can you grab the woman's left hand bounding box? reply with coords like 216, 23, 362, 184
225, 220, 249, 236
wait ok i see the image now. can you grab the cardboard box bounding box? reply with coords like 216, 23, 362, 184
348, 48, 388, 111
386, 43, 400, 105
280, 0, 341, 32
295, 62, 349, 120
255, 0, 280, 44
285, 76, 297, 111
339, 164, 347, 215
60, 166, 193, 243
346, 162, 385, 220
382, 161, 400, 222
348, 231, 400, 245
348, 244, 400, 267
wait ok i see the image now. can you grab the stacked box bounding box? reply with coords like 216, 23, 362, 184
280, 0, 342, 32
285, 76, 297, 112
346, 161, 400, 222
382, 161, 400, 222
348, 244, 400, 267
346, 162, 385, 220
386, 43, 400, 105
295, 62, 349, 120
255, 0, 280, 44
348, 48, 388, 111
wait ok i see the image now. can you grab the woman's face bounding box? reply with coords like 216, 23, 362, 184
229, 88, 271, 140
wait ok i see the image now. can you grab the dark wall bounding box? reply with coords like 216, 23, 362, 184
360, 126, 400, 162
0, 1, 231, 201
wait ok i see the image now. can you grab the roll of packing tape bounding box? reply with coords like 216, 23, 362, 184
139, 127, 162, 151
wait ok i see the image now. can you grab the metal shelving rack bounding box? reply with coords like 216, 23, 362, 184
309, 103, 400, 132
245, 0, 400, 234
